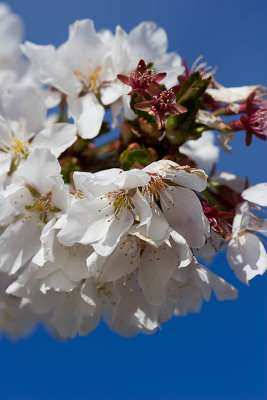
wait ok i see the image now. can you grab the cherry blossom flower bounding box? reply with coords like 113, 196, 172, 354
58, 168, 152, 256
0, 148, 70, 275
135, 85, 187, 130
117, 59, 166, 95
87, 230, 191, 305
142, 160, 210, 249
227, 184, 267, 284
22, 19, 119, 139
0, 84, 76, 183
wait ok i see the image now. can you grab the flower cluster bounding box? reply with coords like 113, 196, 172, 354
0, 4, 266, 339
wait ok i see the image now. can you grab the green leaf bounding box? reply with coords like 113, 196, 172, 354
61, 158, 81, 184
120, 148, 152, 170
167, 72, 211, 134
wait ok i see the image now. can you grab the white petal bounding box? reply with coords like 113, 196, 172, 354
58, 197, 110, 246
169, 230, 192, 267
137, 244, 178, 305
129, 22, 168, 61
161, 187, 207, 248
87, 236, 140, 283
92, 209, 134, 256
39, 270, 76, 294
21, 41, 56, 80
3, 85, 46, 133
69, 93, 105, 139
0, 219, 42, 274
13, 148, 62, 194
242, 183, 267, 207
131, 195, 169, 245
33, 123, 77, 157
203, 267, 238, 301
227, 232, 267, 284
100, 80, 125, 105
179, 131, 219, 172
206, 85, 265, 103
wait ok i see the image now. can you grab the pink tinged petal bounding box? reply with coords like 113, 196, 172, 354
33, 123, 77, 158
87, 237, 140, 283
227, 232, 267, 284
3, 85, 47, 133
147, 82, 162, 97
242, 183, 267, 207
155, 112, 164, 130
154, 72, 167, 83
161, 187, 207, 248
69, 93, 105, 139
0, 219, 42, 274
137, 244, 179, 305
169, 103, 187, 114
134, 101, 152, 112
13, 148, 62, 194
117, 74, 132, 86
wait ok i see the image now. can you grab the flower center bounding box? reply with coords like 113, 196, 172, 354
151, 89, 175, 112
24, 185, 60, 225
129, 67, 156, 89
143, 175, 167, 204
74, 62, 103, 95
0, 137, 30, 158
0, 126, 32, 174
100, 189, 135, 221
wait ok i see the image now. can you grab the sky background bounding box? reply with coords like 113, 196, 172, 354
1, 0, 267, 399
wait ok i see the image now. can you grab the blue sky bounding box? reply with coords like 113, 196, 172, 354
1, 1, 267, 399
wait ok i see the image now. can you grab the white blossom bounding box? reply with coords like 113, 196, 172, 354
0, 84, 76, 184
179, 131, 219, 172
142, 160, 210, 248
0, 148, 69, 275
58, 168, 152, 256
227, 187, 267, 284
22, 19, 120, 139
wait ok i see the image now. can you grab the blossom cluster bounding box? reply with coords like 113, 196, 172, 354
0, 4, 266, 339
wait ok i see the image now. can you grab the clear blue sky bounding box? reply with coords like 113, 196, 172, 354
1, 1, 267, 399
